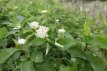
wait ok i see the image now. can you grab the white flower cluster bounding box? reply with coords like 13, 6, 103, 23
41, 10, 48, 13
18, 38, 26, 45
55, 19, 59, 22
30, 22, 39, 29
58, 29, 66, 33
30, 22, 65, 38
36, 26, 49, 38
29, 21, 49, 38
17, 21, 66, 45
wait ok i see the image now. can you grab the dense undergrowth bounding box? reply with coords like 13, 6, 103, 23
0, 0, 107, 71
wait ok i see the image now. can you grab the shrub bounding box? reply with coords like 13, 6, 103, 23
0, 0, 107, 71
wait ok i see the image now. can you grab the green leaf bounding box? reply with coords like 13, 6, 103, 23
0, 39, 7, 47
0, 27, 8, 39
0, 48, 17, 64
31, 51, 43, 63
58, 33, 75, 49
68, 47, 107, 71
13, 14, 18, 26
59, 65, 71, 71
87, 35, 107, 49
0, 65, 3, 71
20, 18, 26, 27
31, 38, 46, 46
71, 62, 77, 71
5, 52, 21, 69
36, 59, 54, 71
20, 60, 35, 71
78, 59, 93, 71
87, 55, 107, 71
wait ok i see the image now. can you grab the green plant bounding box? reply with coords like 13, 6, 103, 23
0, 0, 107, 71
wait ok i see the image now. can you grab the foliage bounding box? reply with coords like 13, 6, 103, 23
0, 0, 107, 71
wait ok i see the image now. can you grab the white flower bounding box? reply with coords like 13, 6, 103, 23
55, 19, 59, 22
58, 29, 66, 33
18, 38, 26, 45
30, 22, 39, 29
35, 26, 49, 38
41, 10, 48, 13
